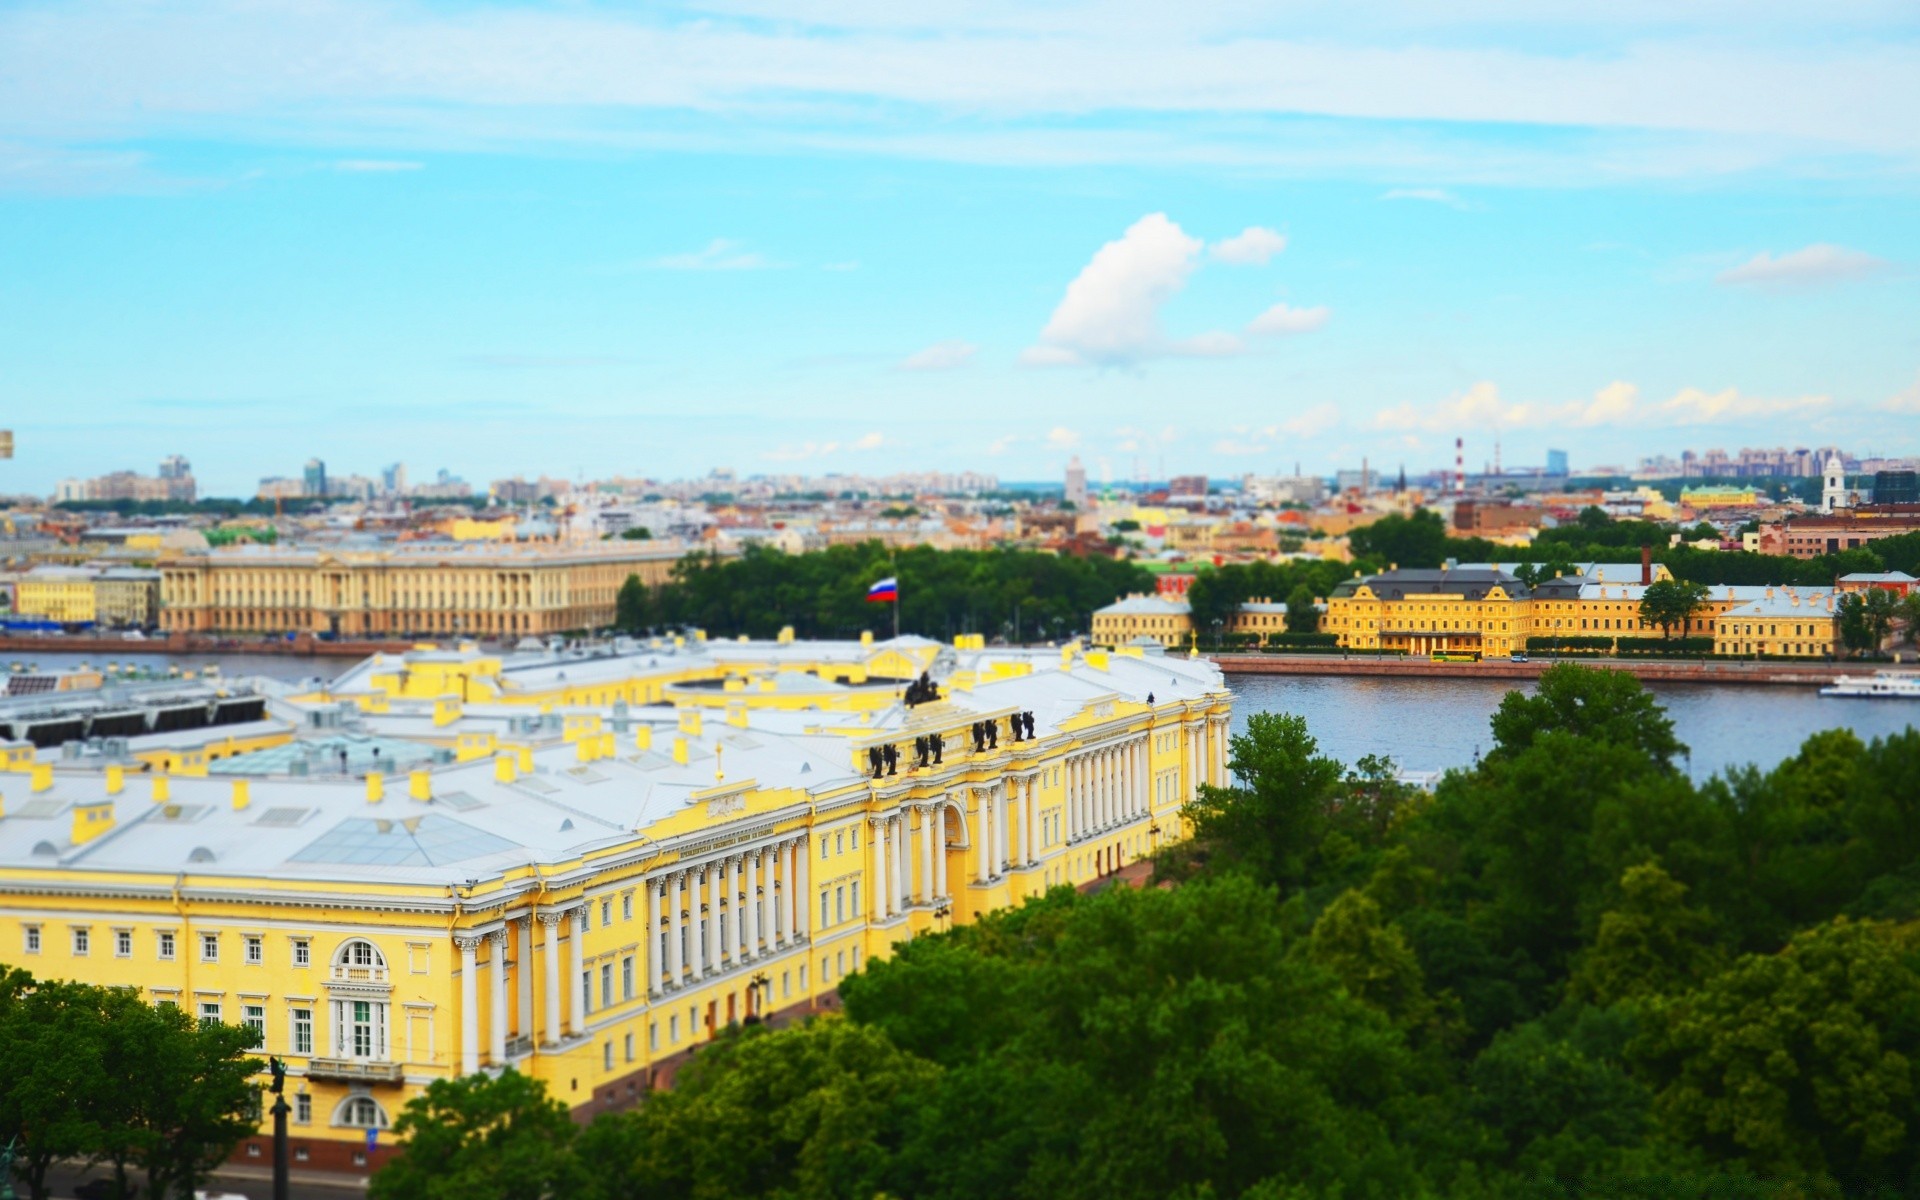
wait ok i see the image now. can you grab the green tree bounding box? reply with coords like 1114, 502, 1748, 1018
0, 971, 104, 1200
372, 1070, 582, 1200
1183, 712, 1345, 889
1284, 582, 1320, 633
1569, 862, 1723, 1007
1488, 662, 1685, 769
1303, 889, 1431, 1026
1638, 579, 1711, 640
614, 573, 650, 633
124, 1002, 264, 1200
1348, 509, 1449, 569
1633, 918, 1920, 1191
619, 526, 652, 540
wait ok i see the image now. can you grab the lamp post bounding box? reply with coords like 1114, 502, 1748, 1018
268, 1056, 289, 1200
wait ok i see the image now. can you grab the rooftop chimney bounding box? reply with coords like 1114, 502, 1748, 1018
1640, 545, 1652, 586
367, 771, 385, 803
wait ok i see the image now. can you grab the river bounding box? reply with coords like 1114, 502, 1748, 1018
1227, 674, 1920, 782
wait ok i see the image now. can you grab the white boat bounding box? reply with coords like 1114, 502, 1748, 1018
1820, 671, 1920, 699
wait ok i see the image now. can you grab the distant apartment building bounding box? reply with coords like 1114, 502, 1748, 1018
54, 457, 197, 504
303, 458, 328, 497
158, 540, 701, 637
1064, 457, 1088, 509
1167, 475, 1209, 501
1761, 507, 1920, 560
256, 476, 304, 501
1244, 474, 1326, 506
1546, 449, 1569, 476
1678, 446, 1843, 479
1451, 499, 1544, 535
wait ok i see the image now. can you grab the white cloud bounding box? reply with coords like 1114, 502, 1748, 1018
1210, 226, 1287, 265
334, 159, 422, 172
1114, 424, 1180, 453
986, 434, 1021, 455
762, 440, 839, 461
897, 340, 977, 371
1024, 213, 1238, 367
851, 431, 885, 450
1281, 403, 1342, 438
1886, 373, 1920, 414
1247, 303, 1329, 336
1046, 427, 1082, 449
1716, 243, 1889, 289
647, 239, 778, 271
1372, 379, 1830, 432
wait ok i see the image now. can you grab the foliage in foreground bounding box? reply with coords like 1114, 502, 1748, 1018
374, 664, 1920, 1200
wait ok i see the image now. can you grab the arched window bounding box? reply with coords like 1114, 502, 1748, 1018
326, 941, 392, 1061
335, 940, 386, 971
332, 1095, 389, 1129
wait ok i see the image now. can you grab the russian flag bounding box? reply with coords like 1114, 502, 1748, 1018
867, 576, 899, 604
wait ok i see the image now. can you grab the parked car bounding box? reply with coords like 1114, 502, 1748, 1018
1510, 653, 1529, 662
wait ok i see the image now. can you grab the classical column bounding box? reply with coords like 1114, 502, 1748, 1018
933, 803, 948, 898
568, 906, 587, 1034
487, 929, 509, 1065
688, 870, 707, 979
645, 884, 662, 996
748, 852, 762, 955
982, 788, 996, 881
455, 934, 481, 1075
517, 918, 533, 1040
873, 823, 890, 917
997, 784, 1010, 872
728, 856, 743, 961
708, 865, 723, 971
796, 839, 811, 939
919, 807, 934, 900
539, 912, 565, 1044
665, 875, 683, 992
896, 815, 910, 907
783, 841, 798, 942
761, 846, 778, 942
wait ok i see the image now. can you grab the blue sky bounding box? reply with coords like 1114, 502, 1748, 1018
2, 1, 1918, 495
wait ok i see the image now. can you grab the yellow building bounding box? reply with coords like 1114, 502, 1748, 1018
0, 636, 1233, 1173
1679, 485, 1760, 509
93, 568, 161, 628
158, 541, 707, 638
1091, 595, 1306, 648
14, 566, 98, 624
1712, 588, 1842, 657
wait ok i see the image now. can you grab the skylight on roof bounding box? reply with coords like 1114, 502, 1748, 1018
253, 807, 313, 828
9, 799, 66, 820
289, 814, 516, 868
432, 791, 485, 812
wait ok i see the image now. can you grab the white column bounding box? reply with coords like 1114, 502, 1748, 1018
708, 865, 723, 970
568, 906, 587, 1034
456, 935, 480, 1075
728, 856, 743, 961
934, 803, 949, 898
746, 852, 763, 956
873, 823, 890, 917
645, 884, 662, 995
796, 839, 811, 939
761, 846, 777, 942
517, 918, 533, 1040
1106, 748, 1117, 826
540, 913, 564, 1043
666, 876, 683, 991
896, 815, 910, 907
973, 793, 989, 884
919, 807, 935, 899
783, 841, 798, 942
1071, 757, 1083, 840
487, 929, 508, 1065
997, 784, 1010, 871
983, 788, 996, 880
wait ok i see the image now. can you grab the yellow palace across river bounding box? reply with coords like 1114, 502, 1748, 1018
0, 632, 1232, 1172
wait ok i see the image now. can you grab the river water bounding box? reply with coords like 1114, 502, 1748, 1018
1227, 674, 1920, 783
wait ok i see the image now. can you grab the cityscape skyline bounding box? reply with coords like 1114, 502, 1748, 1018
3, 3, 1918, 492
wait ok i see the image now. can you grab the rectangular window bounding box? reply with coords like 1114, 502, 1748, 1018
820, 838, 829, 859
292, 1007, 313, 1055
649, 1022, 659, 1051
23, 926, 39, 955
625, 1032, 634, 1062
622, 956, 634, 1000
245, 935, 263, 965
782, 970, 790, 999
292, 939, 310, 967
622, 893, 633, 922
799, 964, 807, 990
601, 899, 612, 927
243, 1004, 265, 1045
852, 947, 862, 970
199, 1001, 221, 1024
157, 931, 175, 960
820, 892, 830, 929
836, 950, 845, 977
350, 1000, 374, 1057
849, 827, 858, 851
73, 927, 90, 956
293, 1093, 312, 1124
201, 933, 219, 962
851, 882, 860, 916
669, 1015, 679, 1043
601, 963, 613, 1008
581, 970, 592, 1015
603, 1042, 613, 1071
115, 929, 132, 958
834, 886, 844, 924
834, 832, 842, 856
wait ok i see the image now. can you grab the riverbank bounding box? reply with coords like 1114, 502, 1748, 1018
1209, 653, 1907, 688
0, 632, 416, 658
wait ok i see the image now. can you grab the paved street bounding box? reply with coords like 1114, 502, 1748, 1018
43, 1161, 367, 1200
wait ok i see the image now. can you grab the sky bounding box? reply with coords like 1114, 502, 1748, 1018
2, 1, 1918, 496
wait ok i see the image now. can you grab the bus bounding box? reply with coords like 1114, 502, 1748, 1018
1431, 649, 1482, 663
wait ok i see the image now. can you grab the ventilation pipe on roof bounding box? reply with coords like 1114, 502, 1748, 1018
410, 769, 431, 802
634, 726, 653, 752
518, 746, 534, 773
152, 773, 170, 804
105, 764, 124, 796
495, 754, 517, 784
367, 771, 385, 803
231, 779, 250, 811
30, 764, 51, 794
1640, 546, 1652, 586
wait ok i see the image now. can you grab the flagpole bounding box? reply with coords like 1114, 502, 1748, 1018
893, 594, 900, 640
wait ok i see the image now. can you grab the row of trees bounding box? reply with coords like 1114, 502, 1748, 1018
369, 664, 1920, 1198
614, 543, 1154, 643
0, 970, 262, 1200
1347, 506, 1920, 590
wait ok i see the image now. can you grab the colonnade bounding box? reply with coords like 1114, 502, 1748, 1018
454, 902, 590, 1077
871, 803, 958, 918
652, 836, 810, 996
1062, 736, 1150, 845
